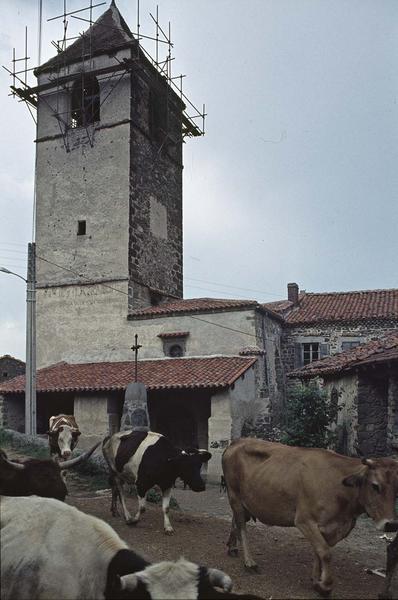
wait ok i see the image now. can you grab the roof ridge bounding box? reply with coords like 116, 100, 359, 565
303, 288, 398, 297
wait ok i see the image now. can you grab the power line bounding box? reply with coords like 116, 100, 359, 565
184, 277, 284, 298
34, 252, 265, 341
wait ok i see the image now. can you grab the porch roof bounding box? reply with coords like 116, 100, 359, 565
0, 356, 257, 395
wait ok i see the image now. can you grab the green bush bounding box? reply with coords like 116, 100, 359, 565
281, 382, 340, 448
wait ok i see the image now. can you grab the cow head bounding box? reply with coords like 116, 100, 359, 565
169, 449, 212, 492
0, 442, 100, 501
343, 457, 398, 532
48, 425, 81, 459
115, 558, 233, 599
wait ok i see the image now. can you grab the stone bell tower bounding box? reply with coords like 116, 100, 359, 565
32, 1, 202, 367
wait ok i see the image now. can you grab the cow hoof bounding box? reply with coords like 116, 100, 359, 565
164, 528, 174, 535
313, 582, 332, 597
244, 563, 259, 572
227, 548, 238, 557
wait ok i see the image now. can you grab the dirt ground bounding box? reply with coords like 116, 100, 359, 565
66, 479, 395, 600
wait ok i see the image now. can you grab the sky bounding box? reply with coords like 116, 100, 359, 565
0, 0, 397, 360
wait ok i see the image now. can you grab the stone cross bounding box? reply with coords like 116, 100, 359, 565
120, 334, 150, 432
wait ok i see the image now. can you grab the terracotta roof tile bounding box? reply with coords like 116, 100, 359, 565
129, 297, 259, 319
263, 289, 398, 324
0, 356, 257, 396
289, 331, 398, 378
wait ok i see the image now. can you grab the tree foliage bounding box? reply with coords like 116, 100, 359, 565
281, 382, 339, 448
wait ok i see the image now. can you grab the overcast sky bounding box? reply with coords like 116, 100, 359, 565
0, 0, 397, 360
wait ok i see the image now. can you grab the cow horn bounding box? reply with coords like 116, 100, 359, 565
2, 456, 26, 470
119, 573, 140, 592
207, 568, 233, 592
60, 441, 101, 469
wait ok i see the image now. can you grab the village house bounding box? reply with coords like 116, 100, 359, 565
0, 356, 25, 384
289, 331, 398, 458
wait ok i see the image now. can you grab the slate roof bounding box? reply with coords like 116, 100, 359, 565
129, 297, 260, 319
0, 356, 257, 395
263, 289, 398, 325
35, 1, 134, 75
289, 331, 398, 379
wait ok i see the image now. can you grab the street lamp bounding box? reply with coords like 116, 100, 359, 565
0, 245, 36, 435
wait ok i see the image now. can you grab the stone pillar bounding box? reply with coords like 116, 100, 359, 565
74, 394, 108, 450
208, 390, 232, 483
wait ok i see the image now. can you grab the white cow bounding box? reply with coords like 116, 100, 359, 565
0, 496, 256, 600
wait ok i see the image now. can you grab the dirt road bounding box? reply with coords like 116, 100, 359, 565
68, 482, 392, 599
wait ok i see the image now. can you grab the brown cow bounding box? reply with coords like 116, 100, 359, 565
222, 438, 398, 596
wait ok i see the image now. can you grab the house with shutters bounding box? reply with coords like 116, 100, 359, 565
289, 331, 398, 458
263, 284, 398, 383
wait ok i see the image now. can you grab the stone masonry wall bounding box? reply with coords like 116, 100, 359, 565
357, 372, 389, 457
128, 58, 183, 309
0, 357, 25, 383
282, 319, 398, 376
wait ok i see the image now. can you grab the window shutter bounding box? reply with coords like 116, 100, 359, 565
294, 343, 303, 369
320, 343, 330, 359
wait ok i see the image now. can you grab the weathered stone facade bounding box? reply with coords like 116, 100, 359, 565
282, 319, 398, 379
0, 356, 25, 383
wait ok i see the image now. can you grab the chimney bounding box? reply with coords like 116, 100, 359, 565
287, 282, 299, 305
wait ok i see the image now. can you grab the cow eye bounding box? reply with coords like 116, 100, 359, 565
372, 483, 381, 493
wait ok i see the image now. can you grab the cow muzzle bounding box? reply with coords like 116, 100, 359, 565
61, 451, 72, 459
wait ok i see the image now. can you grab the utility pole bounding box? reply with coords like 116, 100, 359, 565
25, 242, 36, 435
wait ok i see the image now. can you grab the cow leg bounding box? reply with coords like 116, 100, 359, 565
227, 517, 239, 556
130, 494, 147, 524
295, 517, 333, 596
228, 501, 257, 570
162, 488, 174, 535
114, 478, 135, 524
379, 533, 398, 600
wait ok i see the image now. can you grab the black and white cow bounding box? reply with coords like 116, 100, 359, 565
0, 495, 263, 600
48, 414, 81, 460
102, 430, 211, 534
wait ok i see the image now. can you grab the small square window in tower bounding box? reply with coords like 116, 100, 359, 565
71, 74, 100, 129
77, 220, 86, 236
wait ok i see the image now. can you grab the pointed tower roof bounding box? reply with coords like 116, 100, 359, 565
35, 1, 134, 75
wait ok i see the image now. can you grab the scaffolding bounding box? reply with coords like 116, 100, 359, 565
3, 0, 206, 151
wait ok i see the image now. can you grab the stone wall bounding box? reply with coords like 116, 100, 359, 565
283, 320, 398, 374
207, 366, 256, 481
0, 394, 25, 433
129, 65, 183, 308
282, 319, 398, 376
